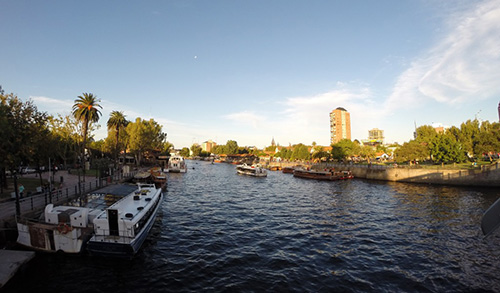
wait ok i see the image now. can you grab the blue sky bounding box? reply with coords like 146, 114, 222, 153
1, 0, 500, 149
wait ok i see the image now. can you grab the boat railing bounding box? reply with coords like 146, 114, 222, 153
3, 171, 140, 221
91, 231, 134, 244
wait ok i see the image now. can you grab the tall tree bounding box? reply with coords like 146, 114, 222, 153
72, 93, 102, 177
127, 118, 166, 165
107, 111, 129, 165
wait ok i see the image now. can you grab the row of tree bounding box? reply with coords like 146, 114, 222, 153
395, 121, 500, 163
0, 89, 170, 193
184, 120, 499, 165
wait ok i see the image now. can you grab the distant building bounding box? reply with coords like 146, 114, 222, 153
368, 128, 384, 142
330, 107, 351, 144
362, 128, 384, 146
202, 140, 216, 153
432, 123, 447, 134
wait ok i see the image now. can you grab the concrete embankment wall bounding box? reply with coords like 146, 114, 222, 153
271, 161, 500, 187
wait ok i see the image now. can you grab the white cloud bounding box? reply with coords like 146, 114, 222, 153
386, 0, 500, 111
30, 96, 73, 114
223, 111, 267, 128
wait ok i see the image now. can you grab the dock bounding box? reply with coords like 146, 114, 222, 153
0, 250, 35, 288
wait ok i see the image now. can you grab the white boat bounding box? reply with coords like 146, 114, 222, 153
236, 163, 268, 177
16, 184, 138, 253
86, 183, 163, 258
167, 155, 187, 173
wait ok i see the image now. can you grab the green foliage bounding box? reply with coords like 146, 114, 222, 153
275, 147, 292, 160
394, 140, 429, 163
225, 140, 239, 155
162, 141, 174, 155
190, 144, 202, 157
291, 143, 310, 160
429, 135, 467, 163
330, 139, 357, 161
180, 147, 190, 157
107, 110, 129, 163
126, 118, 166, 165
0, 93, 50, 172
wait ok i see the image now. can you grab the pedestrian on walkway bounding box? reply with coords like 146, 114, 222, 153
19, 184, 25, 198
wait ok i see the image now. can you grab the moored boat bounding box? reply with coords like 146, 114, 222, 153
86, 183, 163, 258
16, 184, 138, 253
293, 168, 353, 181
150, 167, 167, 189
236, 163, 267, 177
167, 155, 187, 173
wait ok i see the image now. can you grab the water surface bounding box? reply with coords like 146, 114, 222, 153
4, 160, 500, 292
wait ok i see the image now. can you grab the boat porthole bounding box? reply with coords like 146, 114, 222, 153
137, 207, 144, 210
125, 213, 133, 218
145, 198, 152, 201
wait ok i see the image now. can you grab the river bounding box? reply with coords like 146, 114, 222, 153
3, 160, 500, 292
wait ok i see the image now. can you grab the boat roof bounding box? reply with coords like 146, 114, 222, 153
66, 184, 139, 211
95, 184, 161, 223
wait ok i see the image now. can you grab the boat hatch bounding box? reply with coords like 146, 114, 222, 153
108, 209, 119, 236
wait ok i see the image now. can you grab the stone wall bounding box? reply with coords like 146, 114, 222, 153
270, 161, 500, 187
330, 163, 500, 187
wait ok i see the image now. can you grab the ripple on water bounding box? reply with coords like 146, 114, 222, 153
3, 161, 500, 293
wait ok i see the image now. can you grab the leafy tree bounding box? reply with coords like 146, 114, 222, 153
107, 110, 129, 165
394, 140, 429, 163
358, 145, 376, 161
415, 125, 439, 143
459, 119, 481, 157
162, 141, 174, 155
430, 135, 467, 163
180, 147, 190, 157
475, 121, 500, 161
291, 143, 310, 160
212, 144, 225, 155
48, 114, 81, 169
0, 93, 49, 213
126, 118, 166, 165
275, 147, 292, 160
225, 140, 239, 155
330, 139, 357, 161
190, 144, 202, 157
72, 93, 102, 175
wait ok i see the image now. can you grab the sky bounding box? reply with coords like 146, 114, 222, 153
1, 0, 500, 149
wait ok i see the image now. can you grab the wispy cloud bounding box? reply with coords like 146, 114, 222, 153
386, 0, 500, 111
224, 111, 267, 128
30, 96, 73, 113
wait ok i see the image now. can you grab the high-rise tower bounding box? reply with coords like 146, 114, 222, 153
330, 107, 351, 144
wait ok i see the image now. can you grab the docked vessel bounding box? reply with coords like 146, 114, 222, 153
86, 183, 163, 258
236, 163, 268, 177
16, 184, 138, 253
150, 167, 167, 189
293, 168, 353, 181
167, 155, 187, 173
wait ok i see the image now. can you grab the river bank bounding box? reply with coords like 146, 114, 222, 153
268, 161, 500, 187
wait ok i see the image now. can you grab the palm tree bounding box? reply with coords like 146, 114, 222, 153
107, 110, 129, 165
72, 93, 102, 179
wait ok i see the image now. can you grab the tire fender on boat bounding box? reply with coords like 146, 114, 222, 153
57, 222, 72, 234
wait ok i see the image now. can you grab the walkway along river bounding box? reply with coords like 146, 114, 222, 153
2, 160, 500, 292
